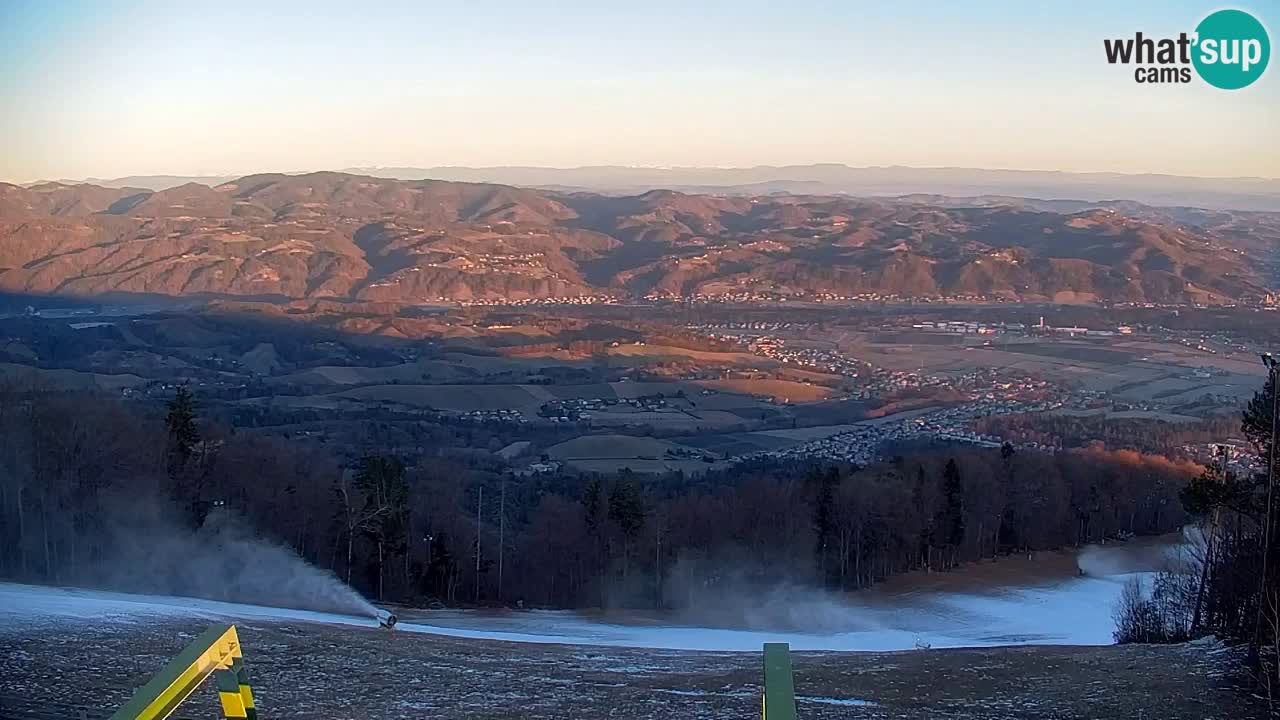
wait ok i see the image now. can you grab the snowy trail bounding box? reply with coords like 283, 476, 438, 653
394, 573, 1142, 651
0, 583, 384, 630
0, 571, 1144, 652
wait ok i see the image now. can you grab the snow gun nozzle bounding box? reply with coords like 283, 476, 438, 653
376, 609, 398, 629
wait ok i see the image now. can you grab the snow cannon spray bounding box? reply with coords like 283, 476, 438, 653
376, 608, 398, 629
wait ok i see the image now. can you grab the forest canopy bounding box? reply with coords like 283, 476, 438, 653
0, 385, 1196, 611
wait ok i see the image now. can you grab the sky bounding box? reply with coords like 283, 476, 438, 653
1, 0, 1277, 183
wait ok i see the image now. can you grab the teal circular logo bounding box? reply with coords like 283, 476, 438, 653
1192, 9, 1270, 89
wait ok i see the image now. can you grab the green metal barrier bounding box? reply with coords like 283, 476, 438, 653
109, 624, 256, 720
762, 642, 796, 720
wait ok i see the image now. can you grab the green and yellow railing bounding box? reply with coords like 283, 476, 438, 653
109, 624, 255, 720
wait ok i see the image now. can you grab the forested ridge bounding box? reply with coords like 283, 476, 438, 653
0, 384, 1197, 611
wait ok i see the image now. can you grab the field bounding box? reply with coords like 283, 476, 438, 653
276, 352, 590, 387
336, 384, 550, 412
603, 343, 770, 366
695, 378, 835, 403
678, 432, 796, 456
753, 424, 864, 441
544, 434, 722, 473
547, 434, 682, 459
678, 423, 864, 456
320, 380, 790, 425
833, 331, 1268, 413
0, 362, 145, 391
587, 410, 749, 432
671, 409, 939, 458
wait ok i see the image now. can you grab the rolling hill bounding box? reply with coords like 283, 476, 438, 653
0, 172, 1272, 305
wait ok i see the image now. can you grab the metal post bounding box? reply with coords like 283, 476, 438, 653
498, 478, 505, 600
762, 643, 796, 720
213, 656, 257, 719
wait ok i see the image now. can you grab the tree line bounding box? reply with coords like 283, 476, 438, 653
0, 383, 1195, 612
1121, 369, 1279, 698
977, 412, 1239, 454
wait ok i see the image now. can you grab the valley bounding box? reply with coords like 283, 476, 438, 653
1, 293, 1270, 477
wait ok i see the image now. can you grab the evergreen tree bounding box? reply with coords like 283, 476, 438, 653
608, 478, 646, 580
164, 384, 204, 525
165, 384, 199, 475
931, 459, 966, 569
1243, 371, 1277, 479
607, 479, 646, 539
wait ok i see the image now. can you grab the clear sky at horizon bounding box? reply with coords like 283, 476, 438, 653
2, 0, 1277, 182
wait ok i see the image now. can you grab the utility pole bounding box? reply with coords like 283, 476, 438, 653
475, 484, 483, 603
498, 477, 505, 601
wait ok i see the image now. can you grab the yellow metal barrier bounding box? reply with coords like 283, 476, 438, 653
109, 624, 255, 720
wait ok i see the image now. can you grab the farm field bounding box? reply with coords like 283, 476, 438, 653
322, 380, 788, 418
586, 409, 748, 431
0, 363, 146, 391
602, 343, 770, 366
835, 332, 1268, 413
275, 353, 588, 387
545, 433, 724, 472
675, 412, 933, 457
336, 384, 550, 412
546, 434, 684, 460
694, 378, 834, 403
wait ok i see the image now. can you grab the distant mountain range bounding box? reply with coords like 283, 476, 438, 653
44, 165, 1280, 213
1, 172, 1275, 306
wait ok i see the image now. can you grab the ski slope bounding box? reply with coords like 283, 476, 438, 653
0, 568, 1144, 652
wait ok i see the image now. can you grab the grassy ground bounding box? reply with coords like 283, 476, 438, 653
0, 617, 1262, 719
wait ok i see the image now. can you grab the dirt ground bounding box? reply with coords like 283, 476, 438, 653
0, 617, 1263, 720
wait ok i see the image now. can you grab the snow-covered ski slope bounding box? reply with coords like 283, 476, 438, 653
0, 567, 1145, 652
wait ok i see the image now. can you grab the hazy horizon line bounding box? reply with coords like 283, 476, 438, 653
15, 162, 1280, 187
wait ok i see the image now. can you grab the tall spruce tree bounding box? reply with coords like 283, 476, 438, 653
164, 384, 203, 524
165, 384, 199, 474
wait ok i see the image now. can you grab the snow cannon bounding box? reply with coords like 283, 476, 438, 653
376, 609, 398, 629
